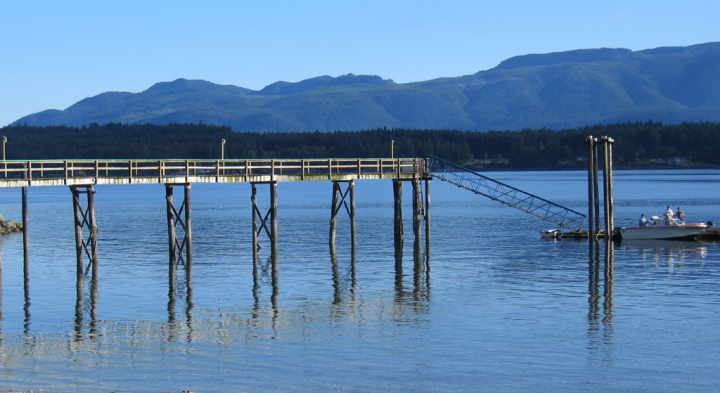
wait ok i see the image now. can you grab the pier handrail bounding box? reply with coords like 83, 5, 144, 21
426, 155, 586, 231
0, 157, 425, 187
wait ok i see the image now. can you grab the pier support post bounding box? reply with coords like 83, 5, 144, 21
270, 181, 278, 260
424, 178, 431, 267
412, 179, 422, 268
329, 180, 356, 254
350, 180, 356, 257
251, 182, 279, 260
585, 136, 595, 238
252, 183, 258, 262
393, 180, 403, 269
70, 185, 98, 278
602, 137, 615, 238
166, 185, 177, 269
593, 140, 601, 234
184, 184, 193, 265
165, 183, 192, 268
330, 182, 340, 253
22, 186, 29, 281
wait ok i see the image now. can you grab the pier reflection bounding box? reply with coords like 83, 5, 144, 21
73, 272, 99, 341
252, 254, 279, 328
167, 257, 194, 342
329, 248, 358, 314
393, 251, 431, 317
23, 257, 30, 335
587, 239, 614, 361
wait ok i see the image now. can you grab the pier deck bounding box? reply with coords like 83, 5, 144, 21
0, 158, 426, 187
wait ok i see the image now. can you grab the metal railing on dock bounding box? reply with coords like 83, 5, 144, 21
0, 158, 426, 187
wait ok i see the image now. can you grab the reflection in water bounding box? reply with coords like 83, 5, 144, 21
329, 249, 359, 311
619, 239, 709, 268
588, 239, 614, 361
23, 255, 30, 335
393, 249, 431, 317
167, 258, 194, 342
252, 254, 279, 329
74, 274, 99, 342
603, 241, 615, 341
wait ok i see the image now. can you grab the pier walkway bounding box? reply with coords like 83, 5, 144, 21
0, 158, 423, 187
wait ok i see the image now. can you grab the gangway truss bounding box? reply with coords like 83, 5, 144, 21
426, 155, 586, 231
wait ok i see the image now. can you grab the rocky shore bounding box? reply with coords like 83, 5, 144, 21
0, 219, 23, 234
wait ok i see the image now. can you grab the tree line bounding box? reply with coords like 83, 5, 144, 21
1, 121, 719, 169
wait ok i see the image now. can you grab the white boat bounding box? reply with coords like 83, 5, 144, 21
541, 229, 562, 239
615, 218, 709, 240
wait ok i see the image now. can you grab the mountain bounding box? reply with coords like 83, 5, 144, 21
13, 43, 720, 131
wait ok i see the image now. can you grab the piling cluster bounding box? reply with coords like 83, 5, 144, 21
585, 136, 615, 238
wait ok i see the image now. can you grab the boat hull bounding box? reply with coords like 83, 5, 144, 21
616, 224, 707, 240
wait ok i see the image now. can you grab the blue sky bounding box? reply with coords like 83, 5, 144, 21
1, 0, 718, 126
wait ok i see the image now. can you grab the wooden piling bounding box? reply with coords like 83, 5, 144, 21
87, 186, 98, 279
593, 139, 601, 234
251, 183, 258, 262
74, 274, 83, 338
71, 187, 84, 276
270, 181, 278, 259
350, 180, 356, 257
412, 179, 422, 268
22, 186, 29, 277
602, 137, 611, 239
424, 178, 430, 266
329, 181, 340, 252
586, 136, 595, 238
606, 138, 615, 237
165, 185, 176, 268
393, 180, 403, 263
184, 184, 192, 265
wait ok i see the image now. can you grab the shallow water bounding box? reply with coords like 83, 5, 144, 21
0, 169, 719, 391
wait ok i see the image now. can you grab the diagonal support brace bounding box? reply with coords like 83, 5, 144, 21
166, 184, 192, 268
70, 185, 99, 278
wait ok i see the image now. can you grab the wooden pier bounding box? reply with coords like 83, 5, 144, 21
0, 158, 430, 281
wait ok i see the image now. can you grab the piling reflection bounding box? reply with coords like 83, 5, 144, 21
73, 274, 98, 341
588, 239, 601, 330
329, 248, 358, 311
23, 257, 30, 335
252, 254, 279, 328
166, 257, 194, 342
588, 239, 615, 361
393, 249, 431, 317
603, 241, 614, 333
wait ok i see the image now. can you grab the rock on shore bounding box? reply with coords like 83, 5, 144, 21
0, 220, 23, 234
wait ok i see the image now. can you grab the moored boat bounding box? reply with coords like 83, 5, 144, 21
541, 229, 562, 239
615, 222, 709, 240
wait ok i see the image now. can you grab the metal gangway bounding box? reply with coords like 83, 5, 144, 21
426, 155, 586, 231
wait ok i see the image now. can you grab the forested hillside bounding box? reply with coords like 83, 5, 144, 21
2, 121, 718, 169
12, 43, 720, 132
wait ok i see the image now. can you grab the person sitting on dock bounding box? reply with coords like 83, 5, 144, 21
639, 214, 650, 227
676, 207, 686, 225
664, 206, 674, 225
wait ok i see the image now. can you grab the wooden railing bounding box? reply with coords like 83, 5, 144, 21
0, 158, 427, 187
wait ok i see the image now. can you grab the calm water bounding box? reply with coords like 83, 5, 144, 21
1, 170, 719, 392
